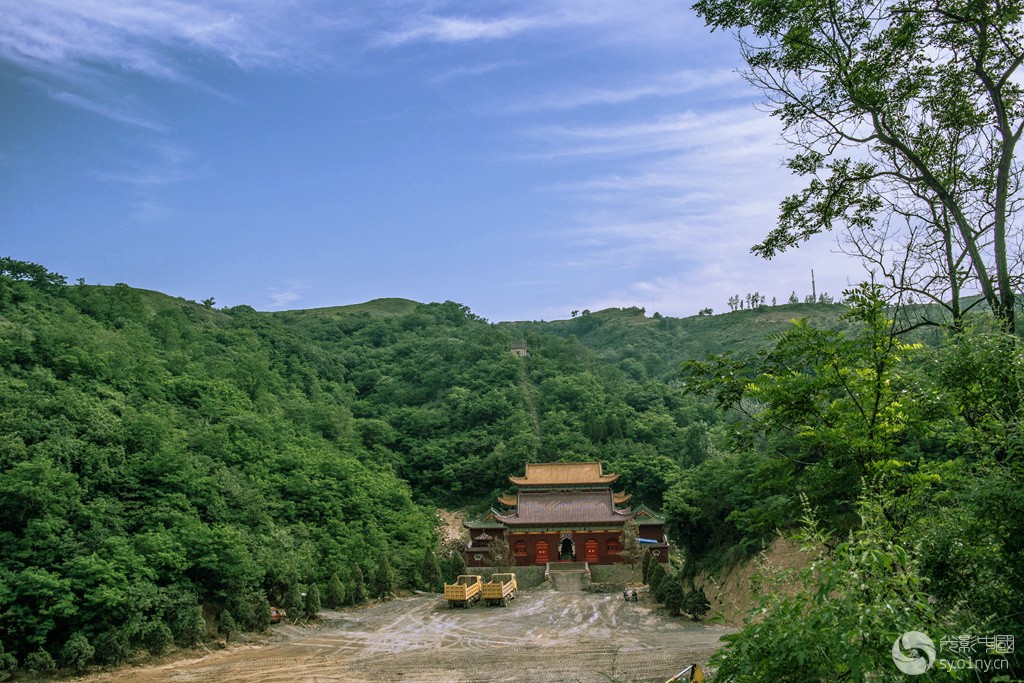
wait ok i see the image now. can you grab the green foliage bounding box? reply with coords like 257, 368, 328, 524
660, 574, 685, 616
682, 587, 710, 621
177, 605, 206, 647
59, 632, 94, 673
640, 549, 654, 584
349, 566, 367, 605
372, 556, 395, 600
0, 642, 14, 682
303, 586, 321, 620
325, 573, 347, 608
447, 551, 466, 583
647, 561, 667, 595
711, 497, 955, 683
420, 549, 442, 593
140, 621, 172, 656
218, 610, 237, 643
23, 648, 55, 674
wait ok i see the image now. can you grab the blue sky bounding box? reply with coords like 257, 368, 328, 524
1, 0, 860, 321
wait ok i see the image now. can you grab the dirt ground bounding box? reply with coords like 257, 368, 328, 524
82, 587, 730, 683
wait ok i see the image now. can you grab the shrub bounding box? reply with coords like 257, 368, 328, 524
141, 620, 173, 656
59, 633, 94, 673
177, 605, 206, 647
326, 573, 347, 608
683, 587, 710, 621
303, 585, 322, 619
24, 649, 55, 674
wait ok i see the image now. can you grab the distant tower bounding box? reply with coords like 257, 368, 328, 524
510, 341, 528, 357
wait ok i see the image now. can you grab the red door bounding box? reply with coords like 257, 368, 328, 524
535, 541, 549, 563
585, 540, 599, 563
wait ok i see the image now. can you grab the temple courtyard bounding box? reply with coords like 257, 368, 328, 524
82, 587, 730, 683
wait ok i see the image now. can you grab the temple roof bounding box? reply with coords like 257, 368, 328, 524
464, 510, 507, 529
497, 494, 518, 507
613, 492, 632, 504
508, 461, 619, 487
494, 490, 631, 526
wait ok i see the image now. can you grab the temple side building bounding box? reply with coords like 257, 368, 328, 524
464, 461, 669, 567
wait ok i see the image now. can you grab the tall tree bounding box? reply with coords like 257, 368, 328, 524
693, 0, 1024, 331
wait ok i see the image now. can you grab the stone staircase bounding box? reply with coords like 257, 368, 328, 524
546, 562, 591, 591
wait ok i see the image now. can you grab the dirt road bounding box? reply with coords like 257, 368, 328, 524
85, 587, 729, 683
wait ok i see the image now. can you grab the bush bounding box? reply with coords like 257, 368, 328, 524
219, 610, 237, 643
141, 620, 174, 656
372, 555, 395, 600
349, 566, 367, 605
303, 585, 322, 619
0, 641, 15, 682
683, 587, 710, 621
662, 577, 686, 616
59, 633, 94, 673
24, 648, 55, 674
177, 605, 206, 647
647, 561, 667, 596
93, 628, 133, 665
326, 573, 347, 608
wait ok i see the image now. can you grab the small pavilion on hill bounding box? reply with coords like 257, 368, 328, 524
464, 461, 669, 568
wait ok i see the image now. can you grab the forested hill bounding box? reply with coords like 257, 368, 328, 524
0, 261, 727, 671
502, 304, 860, 380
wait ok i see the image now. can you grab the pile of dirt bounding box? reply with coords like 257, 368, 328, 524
694, 536, 809, 626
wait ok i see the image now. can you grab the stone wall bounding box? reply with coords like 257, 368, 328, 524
469, 566, 547, 589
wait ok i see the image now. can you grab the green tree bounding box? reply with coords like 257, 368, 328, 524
486, 536, 514, 568
219, 610, 237, 643
662, 576, 686, 616
59, 633, 94, 674
711, 497, 957, 682
683, 587, 710, 622
619, 519, 644, 573
140, 620, 173, 656
420, 549, 442, 593
647, 561, 667, 596
23, 649, 55, 674
177, 604, 206, 647
692, 0, 1024, 331
0, 640, 15, 681
349, 565, 367, 605
448, 551, 466, 583
326, 573, 347, 608
303, 585, 321, 619
372, 555, 396, 600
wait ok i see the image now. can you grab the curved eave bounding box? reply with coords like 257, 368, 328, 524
508, 474, 620, 486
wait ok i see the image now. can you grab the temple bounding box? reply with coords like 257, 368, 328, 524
464, 461, 669, 568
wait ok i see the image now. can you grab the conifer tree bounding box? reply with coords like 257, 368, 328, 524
448, 550, 466, 582
421, 548, 442, 592
647, 561, 667, 599
373, 555, 396, 600
662, 578, 686, 616
219, 610, 237, 644
326, 573, 347, 608
303, 585, 322, 619
350, 565, 367, 605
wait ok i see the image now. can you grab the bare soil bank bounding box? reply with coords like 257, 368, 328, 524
82, 588, 730, 683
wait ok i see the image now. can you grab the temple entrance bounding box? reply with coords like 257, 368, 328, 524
559, 537, 575, 561
584, 539, 599, 563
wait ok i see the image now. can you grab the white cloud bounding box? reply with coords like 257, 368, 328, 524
48, 90, 168, 131
508, 69, 740, 112
266, 281, 309, 309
